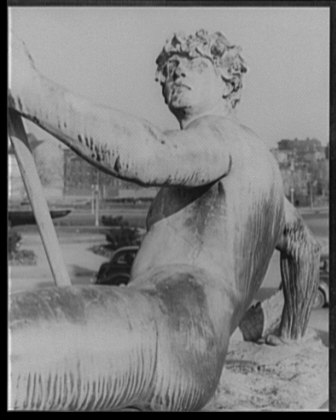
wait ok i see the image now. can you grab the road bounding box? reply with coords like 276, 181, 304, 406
53, 205, 149, 228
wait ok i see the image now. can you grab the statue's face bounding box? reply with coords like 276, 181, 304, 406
161, 54, 225, 120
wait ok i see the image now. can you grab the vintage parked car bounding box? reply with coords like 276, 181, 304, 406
93, 245, 139, 286
312, 253, 329, 309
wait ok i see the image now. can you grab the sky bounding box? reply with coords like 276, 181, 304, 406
9, 6, 330, 148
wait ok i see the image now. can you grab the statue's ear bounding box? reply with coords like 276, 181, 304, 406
221, 79, 234, 99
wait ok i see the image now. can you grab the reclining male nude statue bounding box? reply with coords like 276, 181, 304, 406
8, 30, 320, 411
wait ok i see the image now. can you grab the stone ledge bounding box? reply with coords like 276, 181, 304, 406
204, 328, 328, 411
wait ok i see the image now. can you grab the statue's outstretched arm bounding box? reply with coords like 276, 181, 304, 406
270, 198, 321, 343
8, 36, 231, 187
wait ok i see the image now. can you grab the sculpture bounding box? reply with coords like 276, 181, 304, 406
8, 29, 320, 411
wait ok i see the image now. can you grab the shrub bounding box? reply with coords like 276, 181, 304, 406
105, 226, 141, 250
8, 228, 22, 257
101, 216, 140, 250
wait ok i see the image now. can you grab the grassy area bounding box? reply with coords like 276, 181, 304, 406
8, 249, 37, 266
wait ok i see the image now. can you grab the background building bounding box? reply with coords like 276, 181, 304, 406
9, 133, 158, 205
9, 133, 328, 208
270, 137, 329, 207
8, 133, 63, 203
63, 148, 158, 201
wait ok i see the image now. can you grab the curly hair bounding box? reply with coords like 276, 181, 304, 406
155, 29, 248, 109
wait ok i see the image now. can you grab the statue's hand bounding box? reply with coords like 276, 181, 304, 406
265, 332, 311, 346
8, 33, 37, 108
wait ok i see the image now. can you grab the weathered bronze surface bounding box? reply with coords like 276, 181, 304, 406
8, 30, 320, 411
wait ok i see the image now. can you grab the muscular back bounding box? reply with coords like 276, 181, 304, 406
131, 117, 285, 313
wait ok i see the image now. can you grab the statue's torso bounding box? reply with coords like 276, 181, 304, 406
131, 117, 285, 307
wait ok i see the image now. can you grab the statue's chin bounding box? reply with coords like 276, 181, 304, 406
168, 103, 191, 123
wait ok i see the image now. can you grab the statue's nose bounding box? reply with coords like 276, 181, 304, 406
173, 65, 186, 81
172, 58, 188, 80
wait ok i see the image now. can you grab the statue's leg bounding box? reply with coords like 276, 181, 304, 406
266, 200, 320, 344
9, 268, 232, 411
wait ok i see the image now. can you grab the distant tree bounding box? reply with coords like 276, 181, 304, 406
32, 139, 64, 188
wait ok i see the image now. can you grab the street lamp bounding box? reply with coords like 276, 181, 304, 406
94, 169, 100, 227
290, 187, 295, 205
290, 157, 295, 205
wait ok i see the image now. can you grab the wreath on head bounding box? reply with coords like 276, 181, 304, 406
155, 29, 248, 108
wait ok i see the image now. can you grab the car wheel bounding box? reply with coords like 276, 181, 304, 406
100, 273, 130, 286
312, 288, 326, 310
111, 274, 130, 286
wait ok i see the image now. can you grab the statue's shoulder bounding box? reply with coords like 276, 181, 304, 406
189, 114, 252, 136
194, 115, 267, 146
184, 115, 273, 159
229, 119, 274, 154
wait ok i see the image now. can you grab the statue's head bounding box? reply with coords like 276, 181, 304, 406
155, 29, 248, 119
